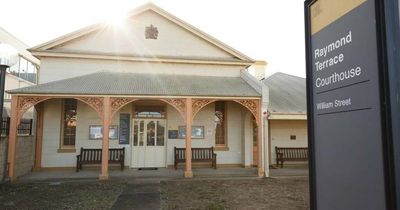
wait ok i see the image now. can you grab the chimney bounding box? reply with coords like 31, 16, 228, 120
252, 60, 267, 80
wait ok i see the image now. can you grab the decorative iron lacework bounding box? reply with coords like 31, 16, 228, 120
192, 99, 216, 119
76, 97, 104, 118
161, 98, 186, 120
110, 98, 137, 118
17, 97, 50, 121
233, 99, 260, 124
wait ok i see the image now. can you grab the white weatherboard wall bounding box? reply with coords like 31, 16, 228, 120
241, 111, 253, 167
41, 100, 253, 168
270, 120, 308, 165
219, 102, 245, 164
39, 58, 243, 84
42, 99, 64, 167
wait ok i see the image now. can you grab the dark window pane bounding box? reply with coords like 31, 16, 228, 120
147, 121, 155, 146
133, 120, 138, 146
252, 117, 258, 146
63, 99, 77, 146
215, 101, 226, 145
156, 121, 165, 146
139, 121, 144, 146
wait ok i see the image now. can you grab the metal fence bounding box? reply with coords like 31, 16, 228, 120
1, 117, 33, 136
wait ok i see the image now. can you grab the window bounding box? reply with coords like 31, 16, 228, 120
134, 106, 165, 118
61, 99, 77, 147
215, 101, 226, 146
290, 135, 297, 140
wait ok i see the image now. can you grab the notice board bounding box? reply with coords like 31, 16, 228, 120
119, 114, 130, 145
305, 0, 388, 209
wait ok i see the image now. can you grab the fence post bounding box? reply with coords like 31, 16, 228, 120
6, 117, 10, 136
29, 119, 33, 136
1, 117, 4, 136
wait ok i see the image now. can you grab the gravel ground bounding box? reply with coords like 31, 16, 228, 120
161, 177, 309, 210
0, 180, 125, 210
0, 177, 309, 210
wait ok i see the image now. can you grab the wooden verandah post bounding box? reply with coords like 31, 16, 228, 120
7, 95, 19, 181
99, 97, 111, 180
34, 103, 44, 171
184, 98, 193, 178
257, 101, 264, 177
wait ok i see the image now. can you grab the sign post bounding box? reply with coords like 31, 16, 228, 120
305, 0, 399, 209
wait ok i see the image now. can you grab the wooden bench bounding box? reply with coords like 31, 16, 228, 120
174, 147, 217, 169
275, 146, 308, 168
76, 147, 125, 172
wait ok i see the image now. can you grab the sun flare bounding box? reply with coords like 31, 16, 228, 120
104, 9, 128, 26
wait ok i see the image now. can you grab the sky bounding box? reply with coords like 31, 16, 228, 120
0, 0, 306, 78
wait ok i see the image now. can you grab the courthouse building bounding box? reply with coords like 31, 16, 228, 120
6, 3, 271, 181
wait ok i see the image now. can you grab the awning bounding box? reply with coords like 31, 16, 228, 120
8, 72, 261, 97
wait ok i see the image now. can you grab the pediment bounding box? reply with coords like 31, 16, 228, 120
32, 3, 252, 62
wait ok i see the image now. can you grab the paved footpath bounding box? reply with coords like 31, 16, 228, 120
111, 180, 160, 210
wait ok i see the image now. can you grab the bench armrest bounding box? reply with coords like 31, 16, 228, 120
76, 154, 81, 161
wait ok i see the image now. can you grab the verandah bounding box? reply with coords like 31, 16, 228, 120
6, 95, 263, 181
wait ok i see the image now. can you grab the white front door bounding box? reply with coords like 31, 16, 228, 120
131, 119, 166, 168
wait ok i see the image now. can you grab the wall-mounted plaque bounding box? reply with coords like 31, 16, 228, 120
168, 130, 178, 139
119, 114, 130, 144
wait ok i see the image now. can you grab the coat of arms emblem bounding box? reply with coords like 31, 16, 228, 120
145, 24, 158, 39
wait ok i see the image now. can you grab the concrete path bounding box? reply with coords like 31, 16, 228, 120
20, 168, 257, 182
269, 165, 309, 177
111, 180, 161, 210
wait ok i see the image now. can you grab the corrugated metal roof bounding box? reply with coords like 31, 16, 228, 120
263, 72, 306, 114
8, 72, 261, 97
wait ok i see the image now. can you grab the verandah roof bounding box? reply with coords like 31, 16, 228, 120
8, 72, 261, 97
